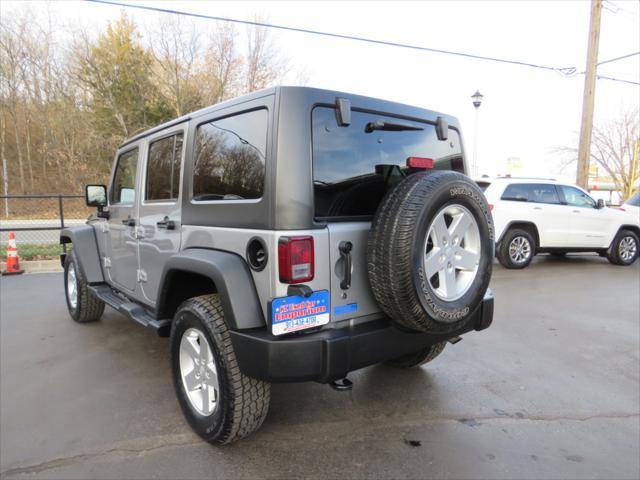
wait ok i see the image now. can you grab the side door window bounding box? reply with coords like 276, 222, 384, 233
145, 134, 184, 202
560, 185, 596, 208
529, 184, 561, 205
111, 149, 138, 205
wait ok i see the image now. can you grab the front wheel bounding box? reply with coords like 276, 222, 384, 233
497, 229, 535, 269
64, 249, 105, 323
608, 230, 639, 266
170, 294, 270, 444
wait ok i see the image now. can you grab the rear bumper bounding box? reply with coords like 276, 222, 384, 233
230, 290, 494, 383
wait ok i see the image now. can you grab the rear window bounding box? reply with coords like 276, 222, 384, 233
312, 107, 464, 219
501, 183, 560, 204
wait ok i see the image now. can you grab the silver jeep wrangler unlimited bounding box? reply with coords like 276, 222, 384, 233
61, 87, 495, 444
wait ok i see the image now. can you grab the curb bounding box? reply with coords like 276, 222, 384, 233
1, 259, 62, 274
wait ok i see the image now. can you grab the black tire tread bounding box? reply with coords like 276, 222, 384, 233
367, 171, 492, 333
65, 250, 105, 323
177, 294, 270, 444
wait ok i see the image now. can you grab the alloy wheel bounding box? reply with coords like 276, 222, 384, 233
423, 204, 481, 301
179, 328, 220, 416
509, 236, 531, 264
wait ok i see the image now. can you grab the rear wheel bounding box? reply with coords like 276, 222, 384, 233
385, 342, 446, 368
608, 230, 639, 266
497, 229, 535, 269
170, 294, 270, 444
64, 249, 105, 323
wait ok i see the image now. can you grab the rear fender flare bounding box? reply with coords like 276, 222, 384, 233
156, 248, 265, 330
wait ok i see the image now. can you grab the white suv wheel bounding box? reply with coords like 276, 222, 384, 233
509, 236, 532, 264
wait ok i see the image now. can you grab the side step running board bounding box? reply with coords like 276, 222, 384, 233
88, 284, 170, 336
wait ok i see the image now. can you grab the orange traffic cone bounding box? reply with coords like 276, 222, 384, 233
2, 232, 24, 275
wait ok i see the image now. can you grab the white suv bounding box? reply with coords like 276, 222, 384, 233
479, 177, 640, 269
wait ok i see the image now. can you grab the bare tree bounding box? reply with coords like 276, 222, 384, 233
558, 109, 639, 201
150, 17, 202, 116
244, 17, 287, 94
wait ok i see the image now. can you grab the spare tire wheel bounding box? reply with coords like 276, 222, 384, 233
367, 170, 494, 333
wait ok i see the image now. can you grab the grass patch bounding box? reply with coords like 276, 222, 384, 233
1, 243, 62, 261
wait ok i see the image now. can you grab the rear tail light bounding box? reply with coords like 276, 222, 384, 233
615, 207, 626, 212
488, 204, 494, 212
407, 157, 434, 169
278, 236, 314, 283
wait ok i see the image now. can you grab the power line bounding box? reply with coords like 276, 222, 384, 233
84, 0, 576, 75
597, 51, 639, 66
596, 74, 640, 86
85, 0, 640, 86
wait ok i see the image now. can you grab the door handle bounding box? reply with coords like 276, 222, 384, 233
572, 210, 580, 213
339, 241, 353, 290
156, 216, 176, 230
122, 217, 136, 227
533, 206, 543, 210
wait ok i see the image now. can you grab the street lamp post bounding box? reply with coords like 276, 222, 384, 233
471, 90, 483, 179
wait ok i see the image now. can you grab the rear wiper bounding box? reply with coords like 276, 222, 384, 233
365, 120, 424, 133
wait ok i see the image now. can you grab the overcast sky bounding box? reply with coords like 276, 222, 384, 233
4, 0, 640, 181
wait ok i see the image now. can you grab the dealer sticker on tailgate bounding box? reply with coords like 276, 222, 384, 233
271, 290, 330, 336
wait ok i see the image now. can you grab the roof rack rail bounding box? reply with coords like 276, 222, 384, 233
496, 175, 557, 181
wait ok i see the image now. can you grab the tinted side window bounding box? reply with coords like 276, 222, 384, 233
193, 109, 267, 201
529, 184, 560, 204
501, 184, 531, 202
111, 148, 138, 204
560, 185, 596, 208
145, 133, 183, 201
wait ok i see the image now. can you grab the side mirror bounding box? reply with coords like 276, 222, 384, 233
596, 198, 605, 209
85, 184, 107, 208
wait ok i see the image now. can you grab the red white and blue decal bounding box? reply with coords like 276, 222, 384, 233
271, 290, 330, 336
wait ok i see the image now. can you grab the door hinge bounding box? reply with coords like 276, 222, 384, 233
137, 269, 147, 283
100, 222, 110, 233
103, 256, 112, 269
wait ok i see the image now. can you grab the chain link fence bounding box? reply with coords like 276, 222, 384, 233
0, 195, 92, 261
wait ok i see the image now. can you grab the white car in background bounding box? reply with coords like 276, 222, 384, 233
479, 177, 640, 269
620, 191, 640, 219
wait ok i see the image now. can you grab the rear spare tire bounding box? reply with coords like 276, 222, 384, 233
367, 170, 494, 333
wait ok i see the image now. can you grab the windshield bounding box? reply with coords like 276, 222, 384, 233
312, 107, 464, 219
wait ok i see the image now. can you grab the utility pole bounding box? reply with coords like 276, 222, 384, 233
576, 0, 603, 189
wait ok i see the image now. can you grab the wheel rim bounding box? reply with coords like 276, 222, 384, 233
509, 236, 532, 264
619, 236, 637, 262
423, 204, 481, 301
179, 328, 219, 417
67, 263, 78, 309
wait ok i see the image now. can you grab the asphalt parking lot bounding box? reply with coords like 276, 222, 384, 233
1, 255, 639, 479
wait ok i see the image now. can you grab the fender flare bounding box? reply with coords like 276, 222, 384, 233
497, 221, 540, 246
156, 248, 265, 330
60, 225, 105, 284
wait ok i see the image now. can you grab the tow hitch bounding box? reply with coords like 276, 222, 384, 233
330, 378, 353, 391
